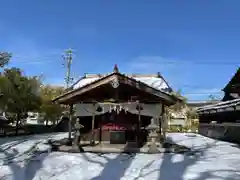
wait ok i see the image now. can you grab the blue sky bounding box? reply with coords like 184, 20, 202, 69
0, 0, 239, 101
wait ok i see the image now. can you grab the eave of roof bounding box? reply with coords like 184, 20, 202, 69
197, 98, 240, 114
70, 72, 173, 91
187, 101, 220, 107
53, 72, 178, 104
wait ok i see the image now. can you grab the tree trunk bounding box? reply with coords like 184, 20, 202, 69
46, 119, 49, 126
53, 119, 56, 125
15, 113, 20, 135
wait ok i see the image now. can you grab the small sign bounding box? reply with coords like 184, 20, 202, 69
101, 123, 130, 131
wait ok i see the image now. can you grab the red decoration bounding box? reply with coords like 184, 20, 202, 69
101, 123, 130, 131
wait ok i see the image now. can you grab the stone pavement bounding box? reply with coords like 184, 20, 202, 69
56, 141, 190, 154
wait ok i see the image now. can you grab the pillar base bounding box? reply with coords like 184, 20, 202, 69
90, 140, 95, 146
147, 137, 161, 153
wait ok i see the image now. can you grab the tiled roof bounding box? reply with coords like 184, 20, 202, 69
71, 73, 172, 93
197, 98, 240, 113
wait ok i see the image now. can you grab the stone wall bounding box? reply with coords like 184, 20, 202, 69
199, 123, 240, 143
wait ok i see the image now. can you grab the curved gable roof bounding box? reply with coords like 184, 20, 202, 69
72, 73, 172, 93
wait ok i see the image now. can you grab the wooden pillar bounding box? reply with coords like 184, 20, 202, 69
99, 116, 102, 143
136, 101, 142, 145
68, 104, 73, 140
159, 103, 163, 135
137, 108, 141, 145
162, 104, 166, 140
91, 103, 96, 145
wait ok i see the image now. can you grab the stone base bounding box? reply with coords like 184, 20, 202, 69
49, 137, 191, 154
55, 142, 191, 154
147, 143, 160, 153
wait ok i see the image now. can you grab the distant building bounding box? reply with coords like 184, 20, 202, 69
167, 100, 220, 132
169, 118, 186, 126
168, 108, 187, 128
25, 112, 47, 125
197, 67, 240, 142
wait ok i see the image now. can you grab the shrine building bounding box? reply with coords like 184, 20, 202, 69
53, 65, 178, 144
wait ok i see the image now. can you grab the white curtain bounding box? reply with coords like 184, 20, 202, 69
74, 103, 162, 118
121, 103, 162, 118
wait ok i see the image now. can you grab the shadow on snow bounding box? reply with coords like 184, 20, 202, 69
157, 135, 240, 180
0, 134, 60, 180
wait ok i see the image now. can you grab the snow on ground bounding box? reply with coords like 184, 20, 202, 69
0, 133, 240, 180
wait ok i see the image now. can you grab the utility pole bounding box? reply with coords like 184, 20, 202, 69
62, 48, 74, 89
62, 48, 74, 141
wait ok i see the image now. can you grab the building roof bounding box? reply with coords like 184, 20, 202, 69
222, 67, 240, 92
197, 67, 240, 112
71, 72, 172, 93
187, 100, 220, 108
53, 65, 177, 104
197, 98, 240, 114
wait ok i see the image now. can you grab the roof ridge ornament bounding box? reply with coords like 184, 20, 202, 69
113, 64, 119, 73
157, 72, 161, 78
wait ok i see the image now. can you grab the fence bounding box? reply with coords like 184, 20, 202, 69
199, 123, 240, 143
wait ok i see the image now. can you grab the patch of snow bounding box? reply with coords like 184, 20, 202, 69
0, 133, 240, 179
73, 76, 170, 92
73, 77, 100, 89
